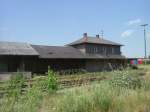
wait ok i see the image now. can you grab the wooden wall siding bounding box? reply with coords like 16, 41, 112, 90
70, 43, 121, 55
0, 56, 20, 72
85, 44, 121, 55
32, 59, 86, 74
0, 55, 126, 74
0, 56, 85, 73
86, 59, 125, 72
0, 56, 38, 73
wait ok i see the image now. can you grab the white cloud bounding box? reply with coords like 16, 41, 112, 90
121, 30, 134, 38
127, 19, 141, 25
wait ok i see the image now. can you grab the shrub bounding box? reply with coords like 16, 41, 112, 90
32, 76, 48, 91
33, 67, 58, 92
110, 71, 142, 89
20, 85, 43, 112
7, 72, 25, 98
47, 66, 58, 92
0, 73, 26, 112
59, 69, 87, 75
131, 65, 138, 69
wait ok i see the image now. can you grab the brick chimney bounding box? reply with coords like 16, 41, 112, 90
83, 33, 87, 38
83, 33, 88, 42
96, 34, 100, 38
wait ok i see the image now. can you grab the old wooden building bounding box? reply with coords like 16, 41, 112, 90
0, 33, 126, 76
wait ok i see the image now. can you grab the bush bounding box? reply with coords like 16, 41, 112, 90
110, 71, 142, 89
7, 72, 26, 98
59, 69, 87, 75
32, 76, 48, 91
0, 73, 26, 112
33, 67, 58, 92
20, 85, 43, 112
47, 66, 58, 92
131, 65, 138, 69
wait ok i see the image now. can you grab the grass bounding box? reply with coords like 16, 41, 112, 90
41, 80, 150, 112
0, 65, 150, 112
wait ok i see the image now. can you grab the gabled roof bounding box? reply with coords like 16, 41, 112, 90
32, 45, 125, 59
67, 36, 123, 46
0, 41, 125, 59
0, 41, 39, 56
32, 45, 84, 59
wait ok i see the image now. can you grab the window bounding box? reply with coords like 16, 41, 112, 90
94, 47, 98, 53
114, 47, 120, 54
0, 63, 8, 72
112, 48, 114, 54
107, 47, 112, 55
103, 47, 106, 55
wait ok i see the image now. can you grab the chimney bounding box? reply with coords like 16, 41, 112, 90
83, 33, 88, 42
83, 33, 87, 38
96, 34, 100, 38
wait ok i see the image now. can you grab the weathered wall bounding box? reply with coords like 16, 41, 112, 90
71, 43, 121, 55
86, 59, 126, 72
85, 43, 121, 55
34, 59, 86, 73
0, 55, 127, 77
0, 56, 38, 72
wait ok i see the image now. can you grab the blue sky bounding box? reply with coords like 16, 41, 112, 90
0, 0, 150, 57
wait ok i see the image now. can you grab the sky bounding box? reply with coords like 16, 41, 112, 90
0, 0, 150, 58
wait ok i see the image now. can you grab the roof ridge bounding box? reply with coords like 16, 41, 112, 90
32, 44, 75, 48
67, 36, 123, 46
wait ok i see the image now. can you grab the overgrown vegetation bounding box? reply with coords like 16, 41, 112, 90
0, 67, 58, 112
0, 65, 150, 112
7, 72, 25, 97
54, 81, 150, 112
33, 66, 58, 92
47, 66, 58, 92
110, 70, 142, 89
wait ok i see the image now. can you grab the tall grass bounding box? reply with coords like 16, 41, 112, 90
50, 69, 150, 112
0, 72, 43, 112
0, 68, 59, 112
0, 65, 150, 112
55, 81, 150, 112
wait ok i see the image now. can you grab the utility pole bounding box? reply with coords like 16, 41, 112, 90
141, 24, 148, 59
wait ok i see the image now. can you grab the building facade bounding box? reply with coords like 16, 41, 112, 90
0, 33, 126, 76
